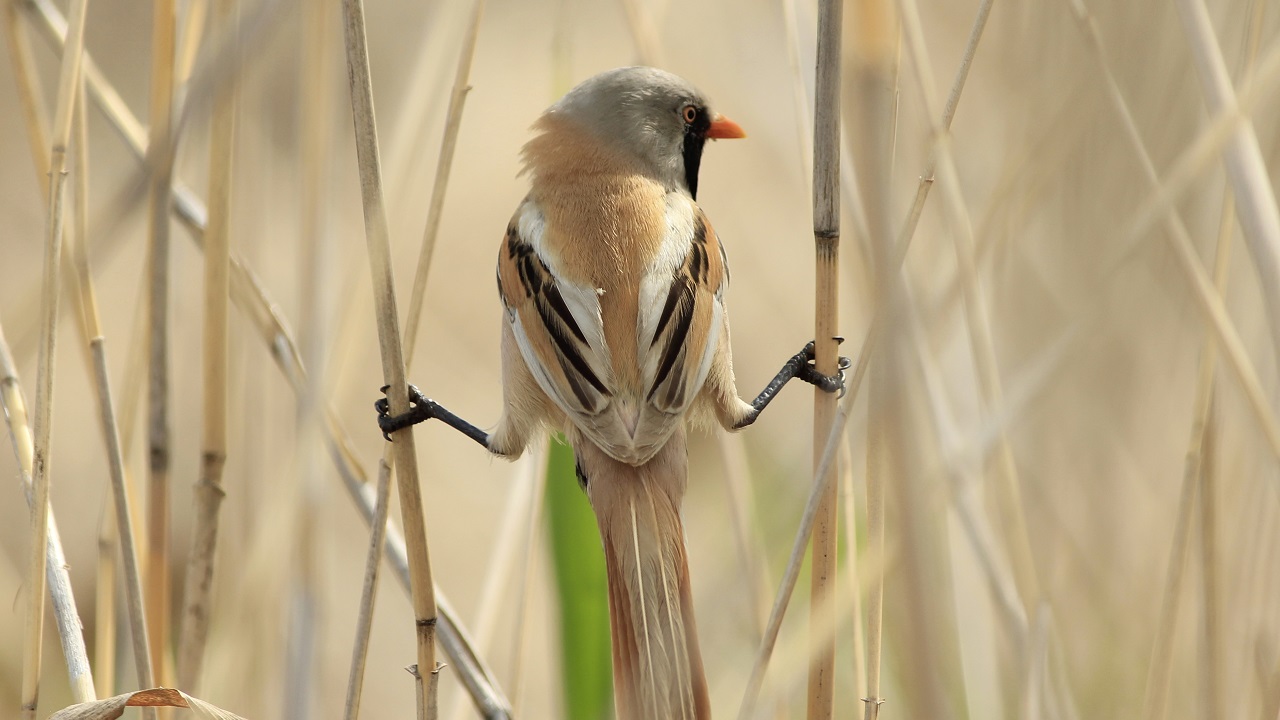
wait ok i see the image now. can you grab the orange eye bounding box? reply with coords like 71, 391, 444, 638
682, 105, 698, 124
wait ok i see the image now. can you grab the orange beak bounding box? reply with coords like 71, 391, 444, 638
707, 114, 747, 139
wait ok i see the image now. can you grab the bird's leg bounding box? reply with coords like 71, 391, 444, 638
375, 384, 491, 448
732, 340, 851, 430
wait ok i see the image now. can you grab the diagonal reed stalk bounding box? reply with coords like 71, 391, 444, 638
3, 325, 97, 706
1172, 0, 1280, 362
338, 0, 440, 716
343, 3, 483, 719
808, 0, 843, 718
20, 0, 92, 711
177, 0, 237, 693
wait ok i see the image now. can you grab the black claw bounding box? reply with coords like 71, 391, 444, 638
376, 383, 436, 440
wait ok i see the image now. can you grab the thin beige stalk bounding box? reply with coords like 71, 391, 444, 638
343, 456, 395, 720
1141, 79, 1248, 720
144, 0, 176, 685
70, 70, 119, 703
808, 1, 843, 717
26, 2, 510, 710
288, 0, 335, 713
717, 433, 774, 642
176, 0, 236, 693
4, 0, 51, 182
845, 0, 897, 717
61, 69, 158, 720
839, 438, 866, 702
618, 0, 662, 66
505, 443, 550, 714
95, 512, 117, 699
1172, 0, 1280, 362
344, 3, 482, 717
401, 0, 484, 355
737, 361, 862, 720
445, 443, 546, 720
339, 0, 438, 717
1199, 407, 1222, 718
21, 0, 91, 711
898, 0, 1041, 621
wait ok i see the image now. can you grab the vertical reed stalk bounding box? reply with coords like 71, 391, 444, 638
21, 0, 91, 711
1199, 405, 1220, 718
4, 0, 51, 182
808, 0, 842, 717
288, 0, 334, 713
846, 0, 897, 717
177, 0, 236, 692
339, 0, 439, 716
342, 3, 481, 718
71, 69, 117, 703
145, 0, 176, 685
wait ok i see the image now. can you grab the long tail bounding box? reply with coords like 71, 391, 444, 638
575, 428, 710, 720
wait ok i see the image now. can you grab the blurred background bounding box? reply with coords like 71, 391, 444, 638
3, 0, 1280, 718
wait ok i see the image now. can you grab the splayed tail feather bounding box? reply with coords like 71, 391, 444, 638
575, 428, 710, 720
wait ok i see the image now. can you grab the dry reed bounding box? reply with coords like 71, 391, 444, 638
807, 0, 842, 717
338, 0, 440, 716
20, 0, 92, 711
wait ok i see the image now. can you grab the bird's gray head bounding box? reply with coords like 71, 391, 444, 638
545, 66, 745, 199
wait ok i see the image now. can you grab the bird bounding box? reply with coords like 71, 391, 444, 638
377, 66, 847, 719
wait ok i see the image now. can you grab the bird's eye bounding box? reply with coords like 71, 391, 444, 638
682, 105, 698, 124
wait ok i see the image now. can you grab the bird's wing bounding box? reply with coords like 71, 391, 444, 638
631, 193, 727, 451
497, 195, 727, 465
498, 201, 617, 423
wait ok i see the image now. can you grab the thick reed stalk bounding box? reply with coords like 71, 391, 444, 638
21, 0, 92, 712
177, 0, 236, 692
343, 3, 482, 718
338, 0, 438, 716
144, 0, 176, 685
808, 1, 843, 718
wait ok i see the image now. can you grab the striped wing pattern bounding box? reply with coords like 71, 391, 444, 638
497, 195, 728, 465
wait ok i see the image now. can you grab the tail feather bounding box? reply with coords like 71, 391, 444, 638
577, 429, 711, 720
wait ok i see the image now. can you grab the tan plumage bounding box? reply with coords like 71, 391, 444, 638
488, 67, 752, 719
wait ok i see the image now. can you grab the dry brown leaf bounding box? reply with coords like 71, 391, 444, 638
49, 688, 248, 720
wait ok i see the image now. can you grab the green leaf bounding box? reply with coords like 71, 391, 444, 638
544, 435, 613, 720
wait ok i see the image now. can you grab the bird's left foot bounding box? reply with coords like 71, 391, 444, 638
374, 384, 436, 440
795, 338, 852, 398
